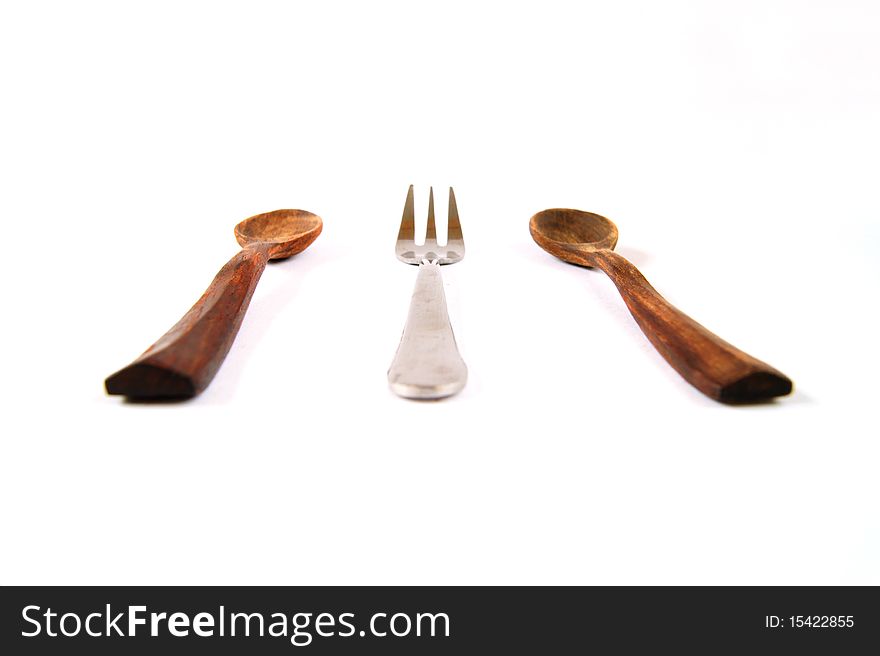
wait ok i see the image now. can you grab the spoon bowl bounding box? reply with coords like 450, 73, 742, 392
235, 209, 323, 259
530, 209, 619, 268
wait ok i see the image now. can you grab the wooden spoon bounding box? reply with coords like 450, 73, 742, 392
529, 209, 792, 404
105, 209, 322, 399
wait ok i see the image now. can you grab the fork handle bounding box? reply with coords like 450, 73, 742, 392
388, 261, 468, 399
594, 249, 792, 403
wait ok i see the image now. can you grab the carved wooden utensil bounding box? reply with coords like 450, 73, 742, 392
529, 209, 792, 404
106, 209, 322, 399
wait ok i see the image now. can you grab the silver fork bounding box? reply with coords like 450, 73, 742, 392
388, 185, 467, 399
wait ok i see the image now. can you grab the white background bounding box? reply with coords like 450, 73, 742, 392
1, 1, 878, 585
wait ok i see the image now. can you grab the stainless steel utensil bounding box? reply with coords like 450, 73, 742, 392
388, 185, 467, 399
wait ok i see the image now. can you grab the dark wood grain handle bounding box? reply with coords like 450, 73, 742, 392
594, 250, 792, 403
105, 244, 271, 399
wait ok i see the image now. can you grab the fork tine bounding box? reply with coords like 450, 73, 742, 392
397, 184, 415, 242
447, 187, 462, 241
425, 186, 437, 243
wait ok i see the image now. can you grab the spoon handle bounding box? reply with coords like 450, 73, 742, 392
388, 261, 467, 399
594, 250, 792, 403
105, 244, 271, 399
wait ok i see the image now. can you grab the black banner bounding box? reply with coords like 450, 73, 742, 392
1, 586, 877, 654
